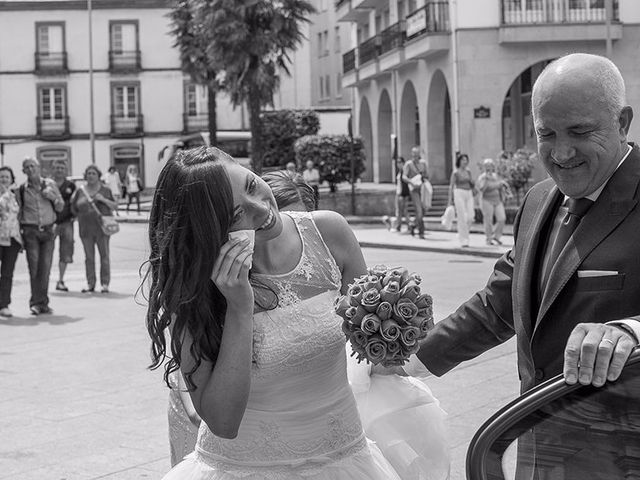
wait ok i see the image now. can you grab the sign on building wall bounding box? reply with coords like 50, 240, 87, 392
474, 106, 491, 119
406, 8, 427, 38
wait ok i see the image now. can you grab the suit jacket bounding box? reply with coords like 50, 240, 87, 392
418, 143, 640, 393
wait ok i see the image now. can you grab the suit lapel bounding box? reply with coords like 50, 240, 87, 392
517, 184, 561, 339
536, 146, 640, 329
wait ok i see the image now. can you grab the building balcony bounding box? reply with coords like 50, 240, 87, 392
500, 0, 622, 43
36, 116, 70, 140
341, 1, 450, 88
183, 113, 209, 133
34, 52, 68, 75
108, 50, 141, 72
110, 114, 144, 137
336, 0, 375, 22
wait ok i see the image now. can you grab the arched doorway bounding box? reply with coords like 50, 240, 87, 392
359, 97, 374, 182
377, 89, 393, 183
426, 70, 452, 184
502, 60, 554, 153
399, 81, 419, 159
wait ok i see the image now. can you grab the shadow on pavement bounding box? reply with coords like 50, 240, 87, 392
0, 315, 83, 326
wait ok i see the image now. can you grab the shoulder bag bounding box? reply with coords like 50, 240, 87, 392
81, 186, 120, 236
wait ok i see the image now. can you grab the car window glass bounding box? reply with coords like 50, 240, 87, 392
476, 358, 640, 480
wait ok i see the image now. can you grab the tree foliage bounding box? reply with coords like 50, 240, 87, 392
260, 109, 319, 169
168, 0, 222, 145
496, 148, 537, 203
199, 0, 316, 174
294, 135, 366, 192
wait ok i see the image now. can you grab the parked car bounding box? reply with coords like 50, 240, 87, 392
158, 130, 251, 168
466, 348, 640, 479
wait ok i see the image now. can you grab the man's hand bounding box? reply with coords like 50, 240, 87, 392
564, 323, 638, 387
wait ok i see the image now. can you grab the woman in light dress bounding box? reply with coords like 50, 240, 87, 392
148, 147, 448, 479
0, 167, 22, 318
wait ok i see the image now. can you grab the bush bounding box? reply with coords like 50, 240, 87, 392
496, 148, 537, 203
294, 134, 366, 192
260, 109, 320, 169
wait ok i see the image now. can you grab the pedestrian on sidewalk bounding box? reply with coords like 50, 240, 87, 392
389, 156, 410, 232
302, 160, 320, 209
0, 167, 22, 318
102, 166, 123, 216
402, 146, 429, 239
448, 152, 476, 247
477, 158, 510, 246
71, 165, 117, 294
17, 157, 64, 315
52, 159, 76, 292
125, 164, 142, 214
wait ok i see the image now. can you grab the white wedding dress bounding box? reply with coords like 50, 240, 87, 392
163, 212, 449, 480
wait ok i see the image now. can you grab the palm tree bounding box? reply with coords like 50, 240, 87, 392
198, 0, 315, 174
168, 0, 221, 146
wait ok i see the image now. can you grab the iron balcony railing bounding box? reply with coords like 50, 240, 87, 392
501, 0, 619, 24
34, 52, 68, 74
108, 50, 141, 72
379, 21, 406, 55
110, 114, 144, 137
358, 35, 380, 65
182, 113, 209, 133
36, 116, 70, 139
406, 1, 450, 40
343, 48, 356, 73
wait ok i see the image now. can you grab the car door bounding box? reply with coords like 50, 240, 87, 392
466, 348, 640, 480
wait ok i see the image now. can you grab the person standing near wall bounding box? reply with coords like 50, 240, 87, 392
476, 158, 510, 246
52, 159, 76, 292
125, 164, 142, 214
402, 146, 429, 239
302, 160, 321, 209
102, 166, 123, 216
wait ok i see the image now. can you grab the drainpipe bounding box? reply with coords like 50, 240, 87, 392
604, 0, 613, 58
450, 0, 460, 157
392, 68, 399, 180
88, 0, 96, 164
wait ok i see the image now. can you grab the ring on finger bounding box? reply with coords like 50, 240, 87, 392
600, 338, 616, 347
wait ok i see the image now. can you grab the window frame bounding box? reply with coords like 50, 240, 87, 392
37, 82, 67, 121
35, 21, 66, 54
111, 81, 141, 119
109, 19, 139, 54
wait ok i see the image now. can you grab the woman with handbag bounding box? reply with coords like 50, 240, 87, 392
70, 165, 117, 293
477, 158, 510, 246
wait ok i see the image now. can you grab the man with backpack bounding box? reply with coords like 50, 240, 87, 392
17, 157, 63, 315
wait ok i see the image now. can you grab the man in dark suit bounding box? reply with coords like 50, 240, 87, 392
416, 53, 640, 477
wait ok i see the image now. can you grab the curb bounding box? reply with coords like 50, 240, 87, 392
358, 241, 506, 259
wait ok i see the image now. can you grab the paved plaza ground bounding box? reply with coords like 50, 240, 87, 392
0, 221, 519, 480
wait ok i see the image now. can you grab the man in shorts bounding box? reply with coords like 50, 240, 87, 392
52, 159, 76, 292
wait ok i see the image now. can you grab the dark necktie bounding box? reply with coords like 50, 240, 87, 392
542, 197, 594, 286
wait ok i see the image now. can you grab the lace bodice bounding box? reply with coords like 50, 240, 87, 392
196, 212, 367, 472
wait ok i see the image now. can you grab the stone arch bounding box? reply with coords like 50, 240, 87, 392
426, 69, 452, 184
399, 80, 419, 160
377, 89, 393, 183
501, 59, 555, 153
359, 96, 374, 182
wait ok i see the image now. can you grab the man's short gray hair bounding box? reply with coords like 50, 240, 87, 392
533, 53, 627, 120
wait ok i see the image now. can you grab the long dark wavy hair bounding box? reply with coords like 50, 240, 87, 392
145, 146, 235, 389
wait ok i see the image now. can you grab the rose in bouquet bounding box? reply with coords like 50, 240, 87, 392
335, 265, 434, 367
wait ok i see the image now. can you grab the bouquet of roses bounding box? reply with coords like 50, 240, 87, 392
335, 265, 434, 367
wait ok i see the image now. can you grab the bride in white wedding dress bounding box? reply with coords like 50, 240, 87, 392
146, 146, 448, 479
